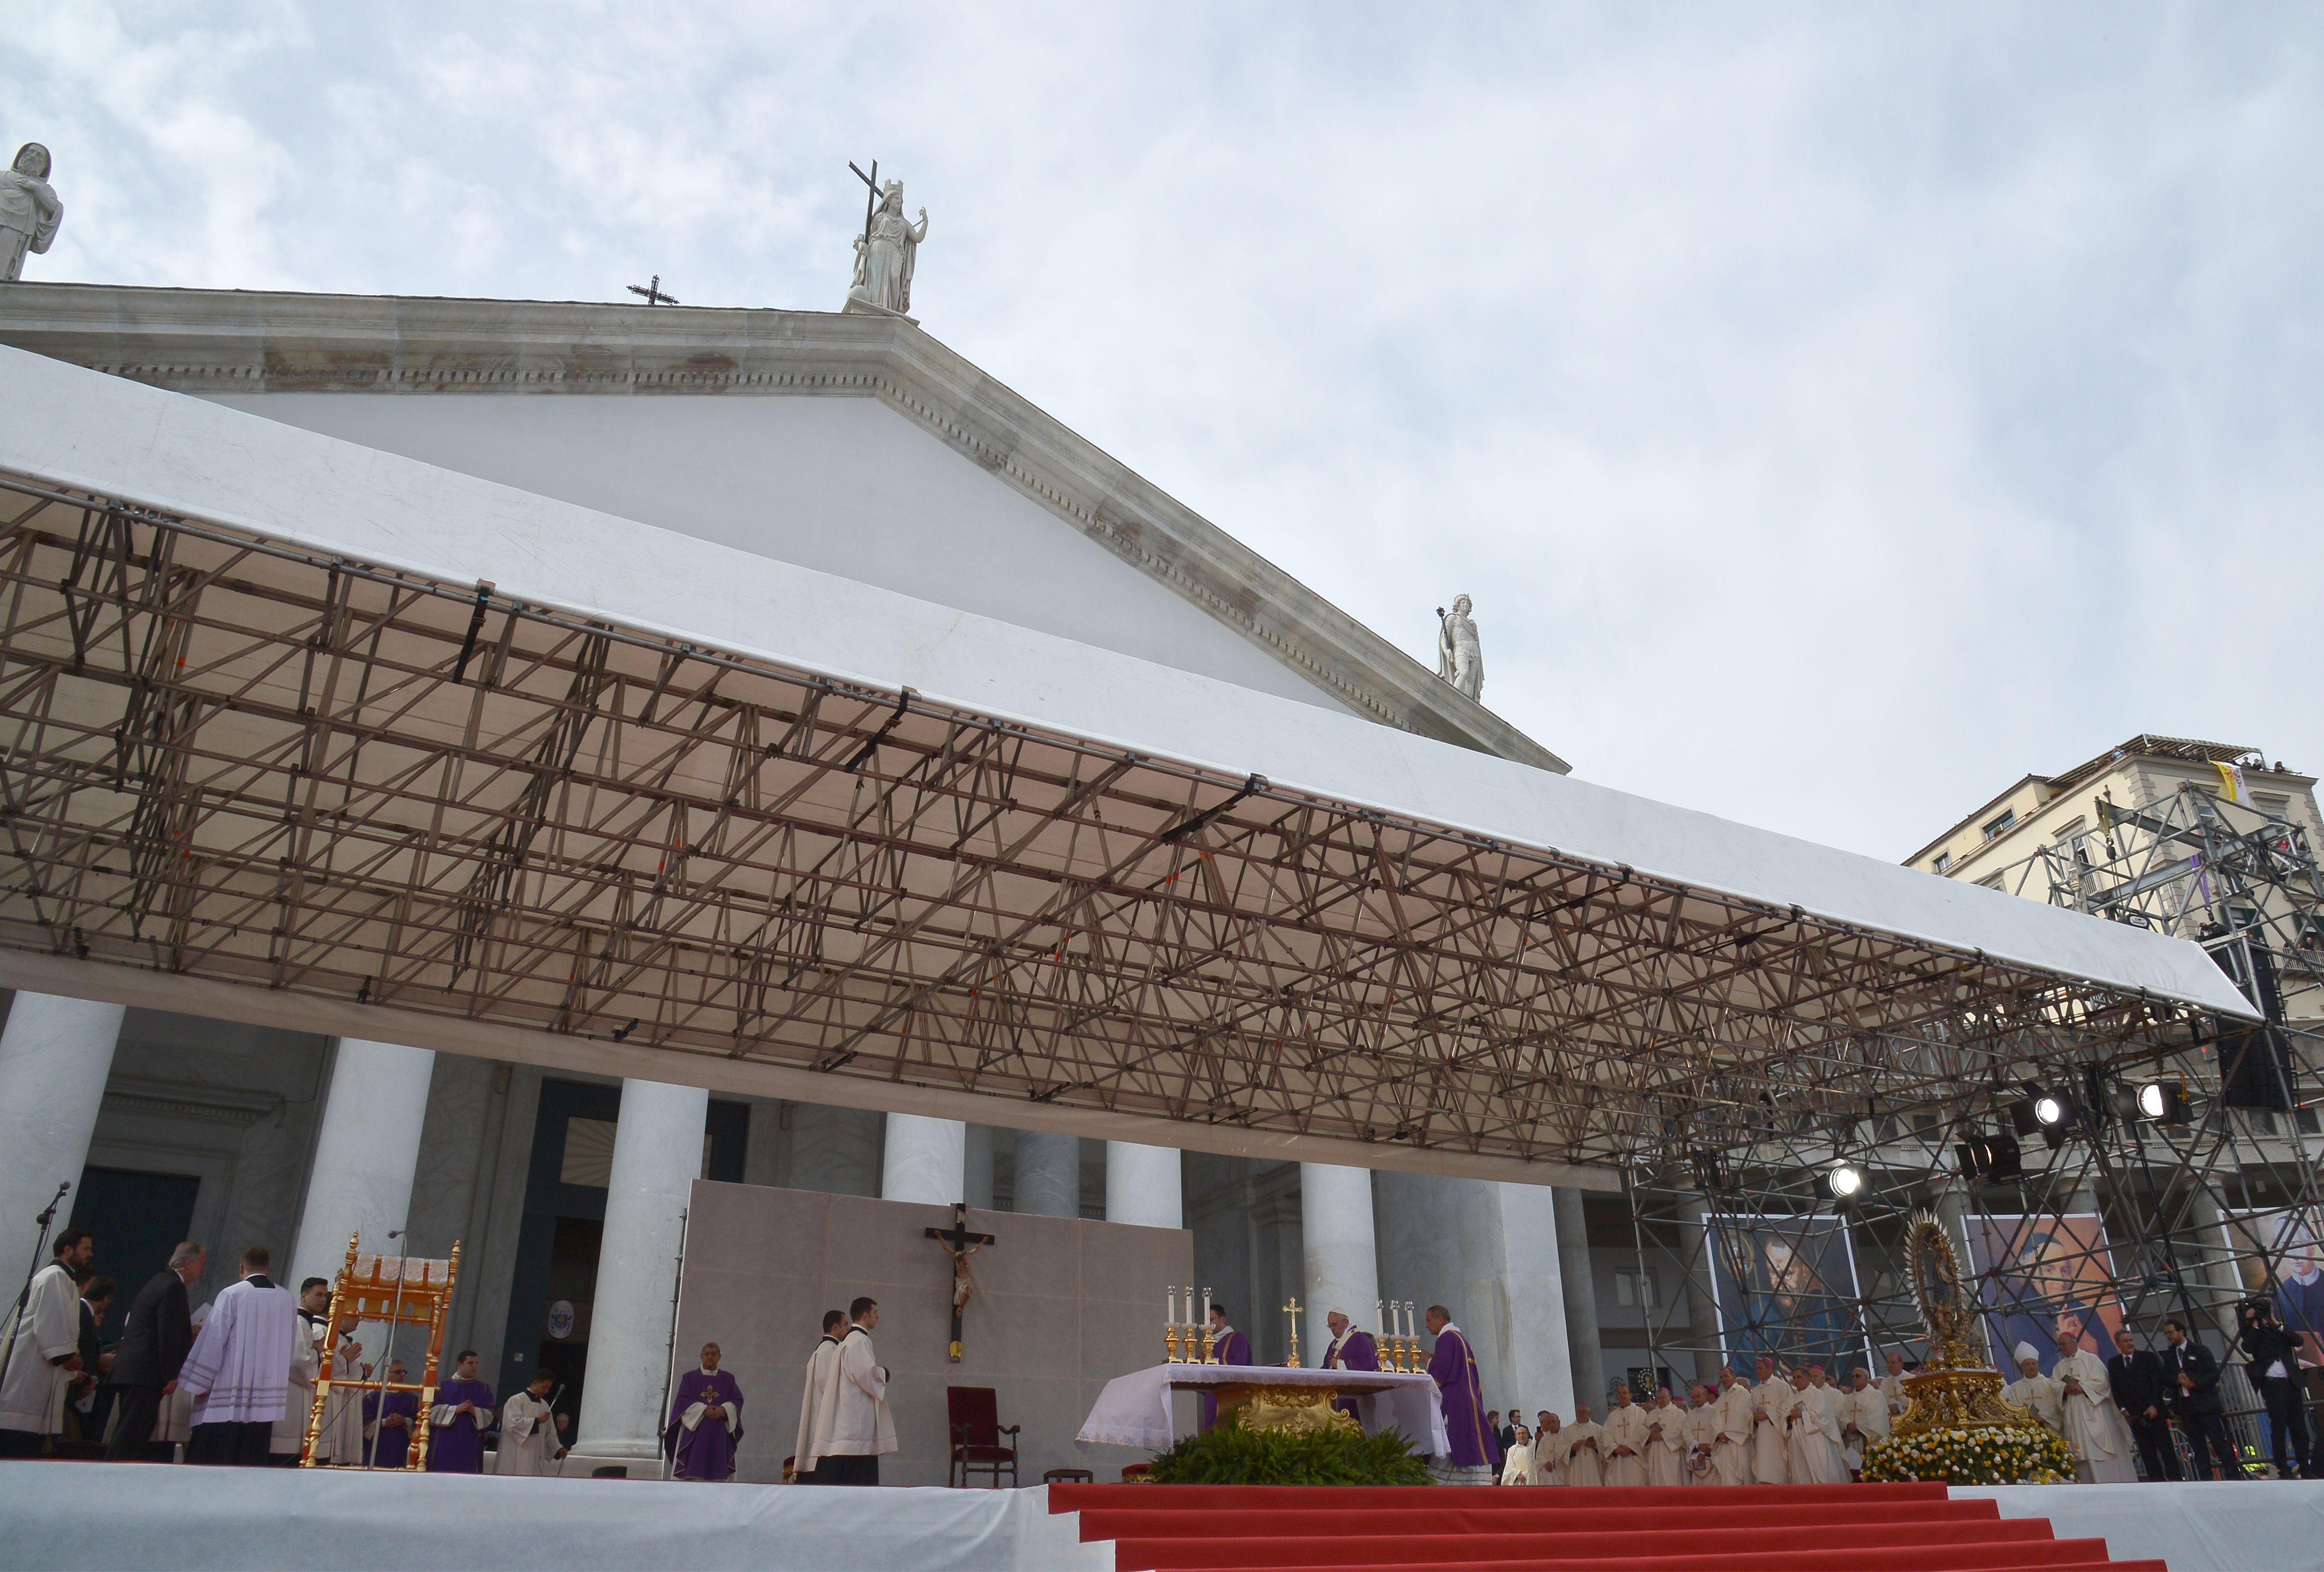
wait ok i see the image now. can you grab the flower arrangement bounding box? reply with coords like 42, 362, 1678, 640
1861, 1425, 2073, 1485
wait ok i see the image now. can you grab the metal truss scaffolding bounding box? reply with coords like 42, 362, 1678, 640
0, 473, 2239, 1181
1619, 772, 2324, 1468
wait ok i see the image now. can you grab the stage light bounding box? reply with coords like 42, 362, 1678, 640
2033, 1093, 2067, 1127
1822, 1161, 1866, 1202
2135, 1079, 2191, 1126
1955, 1133, 2024, 1184
2007, 1097, 2040, 1137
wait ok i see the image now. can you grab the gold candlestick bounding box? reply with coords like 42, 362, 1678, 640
1202, 1324, 1217, 1364
1283, 1296, 1302, 1368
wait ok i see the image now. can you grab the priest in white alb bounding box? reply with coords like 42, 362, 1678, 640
1785, 1365, 1848, 1484
1680, 1385, 1720, 1484
2002, 1343, 2062, 1433
1498, 1422, 1538, 1485
0, 1229, 93, 1456
2051, 1327, 2136, 1482
1645, 1386, 1687, 1485
177, 1245, 297, 1466
1748, 1357, 1793, 1483
813, 1296, 895, 1485
1601, 1383, 1651, 1486
1709, 1366, 1755, 1484
793, 1309, 847, 1483
1561, 1401, 1605, 1485
496, 1369, 566, 1475
1838, 1366, 1891, 1475
1532, 1411, 1567, 1484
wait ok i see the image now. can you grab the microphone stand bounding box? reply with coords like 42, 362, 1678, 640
0, 1183, 71, 1406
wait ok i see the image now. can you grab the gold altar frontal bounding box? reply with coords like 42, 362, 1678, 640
1184, 1380, 1361, 1436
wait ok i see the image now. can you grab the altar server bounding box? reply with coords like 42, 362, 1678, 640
363, 1359, 418, 1468
498, 1370, 566, 1475
1423, 1305, 1499, 1483
2052, 1328, 2136, 1482
426, 1349, 495, 1472
1709, 1367, 1755, 1484
1197, 1303, 1255, 1432
1602, 1383, 1651, 1486
1839, 1366, 1891, 1475
0, 1229, 93, 1456
2002, 1344, 2062, 1433
794, 1309, 847, 1483
665, 1340, 744, 1480
1748, 1357, 1793, 1483
309, 1306, 366, 1465
1785, 1365, 1847, 1484
1561, 1401, 1605, 1485
178, 1246, 295, 1466
271, 1278, 330, 1464
1499, 1423, 1538, 1485
1645, 1387, 1687, 1485
820, 1297, 896, 1484
1533, 1412, 1567, 1484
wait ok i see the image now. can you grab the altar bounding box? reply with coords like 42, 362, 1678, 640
1077, 1364, 1449, 1455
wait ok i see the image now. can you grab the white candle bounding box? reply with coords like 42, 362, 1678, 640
1201, 1286, 1211, 1327
1375, 1299, 1385, 1337
1167, 1286, 1177, 1327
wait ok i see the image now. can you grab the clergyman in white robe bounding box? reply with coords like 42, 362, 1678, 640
0, 1258, 81, 1448
272, 1307, 326, 1460
1748, 1363, 1794, 1483
1499, 1430, 1538, 1485
792, 1320, 845, 1482
1533, 1418, 1567, 1484
1645, 1393, 1688, 1485
178, 1263, 297, 1465
496, 1381, 563, 1475
1786, 1369, 1848, 1484
313, 1334, 366, 1464
1709, 1371, 1755, 1485
2002, 1346, 2063, 1433
1561, 1407, 1605, 1485
2052, 1336, 2136, 1483
1602, 1388, 1651, 1486
1840, 1369, 1891, 1473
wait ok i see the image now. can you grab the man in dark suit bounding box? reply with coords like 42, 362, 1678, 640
2109, 1326, 2180, 1480
2162, 1316, 2243, 1480
101, 1242, 204, 1462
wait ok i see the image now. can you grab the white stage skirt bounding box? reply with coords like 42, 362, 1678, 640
1076, 1362, 1451, 1456
0, 1464, 1109, 1572
1959, 1480, 2324, 1572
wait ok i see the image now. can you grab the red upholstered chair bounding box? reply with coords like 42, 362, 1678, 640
946, 1386, 1021, 1488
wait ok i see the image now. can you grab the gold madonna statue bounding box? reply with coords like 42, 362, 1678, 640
1893, 1212, 2033, 1434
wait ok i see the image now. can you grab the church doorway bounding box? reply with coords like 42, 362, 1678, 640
69, 1167, 200, 1339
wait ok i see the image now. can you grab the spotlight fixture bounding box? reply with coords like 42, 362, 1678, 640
2033, 1093, 2068, 1128
1822, 1161, 1867, 1203
2136, 1079, 2191, 1127
1955, 1132, 2024, 1184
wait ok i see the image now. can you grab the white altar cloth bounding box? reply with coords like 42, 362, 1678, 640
1076, 1363, 1451, 1455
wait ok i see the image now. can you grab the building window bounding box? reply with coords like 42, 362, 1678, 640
1931, 852, 1952, 875
1981, 809, 2016, 842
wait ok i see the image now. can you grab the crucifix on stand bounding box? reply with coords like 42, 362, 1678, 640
925, 1202, 995, 1364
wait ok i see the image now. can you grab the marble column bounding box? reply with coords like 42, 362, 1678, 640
882, 1114, 965, 1205
1552, 1189, 1604, 1409
290, 1039, 437, 1287
571, 1078, 708, 1473
1013, 1131, 1081, 1218
1298, 1163, 1378, 1355
1107, 1143, 1182, 1229
779, 1104, 883, 1196
0, 993, 126, 1271
964, 1126, 997, 1210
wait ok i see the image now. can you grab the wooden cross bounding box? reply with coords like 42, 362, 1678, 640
625, 274, 678, 306
925, 1202, 995, 1364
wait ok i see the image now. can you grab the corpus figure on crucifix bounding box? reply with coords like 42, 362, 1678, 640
925, 1203, 995, 1364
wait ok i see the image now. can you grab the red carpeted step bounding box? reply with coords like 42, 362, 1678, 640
1076, 1499, 2002, 1538
1051, 1481, 1952, 1513
1106, 1543, 2124, 1572
1107, 1522, 2067, 1571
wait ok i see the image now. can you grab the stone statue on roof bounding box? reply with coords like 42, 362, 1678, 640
1, 143, 63, 283
846, 179, 928, 317
1436, 594, 1483, 701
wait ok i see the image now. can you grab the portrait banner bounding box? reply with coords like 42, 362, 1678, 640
1706, 1214, 1871, 1375
2219, 1209, 2324, 1368
1959, 1212, 2125, 1376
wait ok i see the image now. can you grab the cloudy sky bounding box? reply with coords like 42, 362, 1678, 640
9, 3, 2320, 860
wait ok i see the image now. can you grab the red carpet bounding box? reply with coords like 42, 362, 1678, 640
1048, 1483, 2166, 1572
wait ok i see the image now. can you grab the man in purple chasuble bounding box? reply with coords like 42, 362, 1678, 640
664, 1341, 744, 1481
1196, 1304, 1255, 1433
1321, 1308, 1380, 1421
362, 1359, 419, 1468
425, 1349, 494, 1472
1425, 1305, 1501, 1480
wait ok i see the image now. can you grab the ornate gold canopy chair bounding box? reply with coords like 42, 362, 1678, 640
299, 1232, 462, 1468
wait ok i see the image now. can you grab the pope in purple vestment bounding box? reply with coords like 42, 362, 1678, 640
426, 1353, 495, 1473
663, 1344, 744, 1481
362, 1379, 419, 1468
1197, 1312, 1255, 1433
1425, 1311, 1499, 1469
1321, 1313, 1379, 1421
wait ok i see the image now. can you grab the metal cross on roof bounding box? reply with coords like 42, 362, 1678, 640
625, 275, 678, 306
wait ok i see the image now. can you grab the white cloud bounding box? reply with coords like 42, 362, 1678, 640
5, 1, 2319, 858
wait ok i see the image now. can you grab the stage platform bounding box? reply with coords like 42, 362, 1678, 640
8, 1466, 2324, 1571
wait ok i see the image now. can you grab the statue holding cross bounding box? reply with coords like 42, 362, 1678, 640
925, 1202, 995, 1364
844, 158, 929, 317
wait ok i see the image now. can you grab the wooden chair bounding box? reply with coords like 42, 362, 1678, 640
946, 1386, 1021, 1488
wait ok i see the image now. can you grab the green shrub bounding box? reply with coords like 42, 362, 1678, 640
1146, 1422, 1432, 1486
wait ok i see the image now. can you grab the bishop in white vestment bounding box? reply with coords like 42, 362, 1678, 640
1785, 1367, 1848, 1484
1709, 1369, 1755, 1485
1645, 1389, 1687, 1485
0, 1245, 84, 1452
1748, 1360, 1793, 1483
2001, 1345, 2063, 1433
2052, 1332, 2136, 1483
1561, 1404, 1605, 1485
1601, 1386, 1651, 1486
